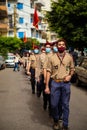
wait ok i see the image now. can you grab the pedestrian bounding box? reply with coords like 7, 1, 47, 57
13, 53, 20, 71
52, 41, 63, 121
43, 41, 53, 115
69, 47, 78, 66
25, 52, 30, 74
27, 46, 40, 94
45, 39, 75, 130
36, 47, 46, 97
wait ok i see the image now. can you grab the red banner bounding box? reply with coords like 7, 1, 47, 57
23, 32, 27, 43
33, 7, 39, 29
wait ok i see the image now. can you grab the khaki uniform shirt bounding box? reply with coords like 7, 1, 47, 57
47, 52, 74, 80
29, 54, 36, 69
22, 56, 29, 67
29, 54, 41, 79
39, 52, 46, 73
43, 52, 53, 69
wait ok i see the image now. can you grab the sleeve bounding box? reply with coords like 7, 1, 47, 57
35, 56, 41, 79
43, 57, 48, 69
46, 57, 52, 73
70, 55, 75, 71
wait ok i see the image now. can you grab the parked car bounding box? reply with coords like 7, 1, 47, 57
75, 56, 87, 86
0, 55, 6, 70
5, 55, 15, 68
76, 56, 84, 66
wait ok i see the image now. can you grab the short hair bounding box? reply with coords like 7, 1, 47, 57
57, 38, 67, 45
44, 41, 51, 46
33, 45, 39, 49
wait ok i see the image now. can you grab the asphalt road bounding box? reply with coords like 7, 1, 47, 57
0, 67, 87, 130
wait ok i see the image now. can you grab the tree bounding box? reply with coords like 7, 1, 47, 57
21, 37, 40, 50
0, 37, 23, 57
46, 0, 87, 49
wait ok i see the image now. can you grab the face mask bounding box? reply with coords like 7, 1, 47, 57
53, 47, 58, 53
34, 49, 39, 54
58, 47, 65, 53
46, 48, 51, 53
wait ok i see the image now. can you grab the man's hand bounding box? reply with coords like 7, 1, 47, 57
36, 77, 40, 82
45, 86, 50, 94
64, 75, 71, 82
27, 71, 31, 75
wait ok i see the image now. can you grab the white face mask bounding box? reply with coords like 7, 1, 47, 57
46, 48, 51, 53
53, 47, 58, 52
34, 49, 39, 54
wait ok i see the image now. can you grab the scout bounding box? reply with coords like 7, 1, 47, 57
27, 46, 40, 94
45, 39, 75, 130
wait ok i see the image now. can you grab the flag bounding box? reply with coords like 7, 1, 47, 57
23, 32, 27, 43
33, 7, 39, 29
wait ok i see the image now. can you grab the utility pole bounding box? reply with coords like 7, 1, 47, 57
14, 4, 17, 37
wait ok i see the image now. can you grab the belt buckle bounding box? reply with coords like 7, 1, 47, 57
55, 79, 63, 82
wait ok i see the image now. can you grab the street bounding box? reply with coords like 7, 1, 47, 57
0, 67, 87, 130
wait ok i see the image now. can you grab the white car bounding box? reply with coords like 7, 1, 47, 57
5, 55, 15, 68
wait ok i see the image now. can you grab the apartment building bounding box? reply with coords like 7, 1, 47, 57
42, 0, 58, 42
0, 0, 8, 36
7, 0, 46, 43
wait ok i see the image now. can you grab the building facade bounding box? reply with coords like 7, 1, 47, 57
0, 0, 57, 44
7, 0, 46, 43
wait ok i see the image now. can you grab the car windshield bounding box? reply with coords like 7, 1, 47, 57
81, 59, 87, 69
8, 56, 15, 60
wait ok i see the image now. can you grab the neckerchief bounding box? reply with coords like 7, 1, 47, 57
56, 52, 66, 66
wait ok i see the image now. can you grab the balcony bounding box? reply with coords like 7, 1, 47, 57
0, 3, 7, 17
0, 2, 6, 5
0, 23, 8, 32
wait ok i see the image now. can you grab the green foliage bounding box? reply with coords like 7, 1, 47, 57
0, 37, 23, 57
46, 0, 87, 49
21, 37, 40, 50
0, 37, 40, 57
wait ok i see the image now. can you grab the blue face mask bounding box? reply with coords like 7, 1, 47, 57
53, 47, 58, 52
34, 49, 39, 54
46, 48, 51, 53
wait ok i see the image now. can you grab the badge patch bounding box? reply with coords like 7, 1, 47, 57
54, 65, 58, 69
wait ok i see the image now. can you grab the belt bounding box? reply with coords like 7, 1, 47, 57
53, 79, 64, 83
31, 67, 35, 69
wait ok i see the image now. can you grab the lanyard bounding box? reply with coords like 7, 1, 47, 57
56, 52, 66, 66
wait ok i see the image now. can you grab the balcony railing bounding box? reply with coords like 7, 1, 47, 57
0, 23, 8, 30
0, 2, 6, 6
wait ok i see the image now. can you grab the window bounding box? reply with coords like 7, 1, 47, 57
18, 32, 24, 38
17, 3, 23, 9
30, 17, 33, 23
8, 3, 10, 7
19, 17, 24, 24
8, 15, 13, 28
36, 31, 38, 38
31, 29, 34, 37
9, 31, 13, 36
